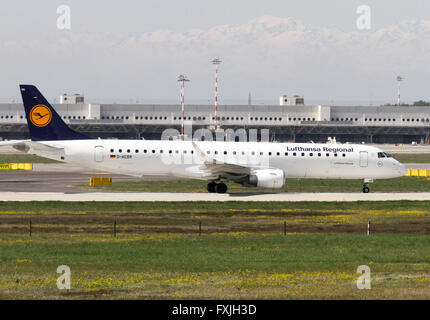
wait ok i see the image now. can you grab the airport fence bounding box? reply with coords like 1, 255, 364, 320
3, 219, 297, 237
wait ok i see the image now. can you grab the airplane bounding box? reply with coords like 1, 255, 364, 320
0, 84, 408, 194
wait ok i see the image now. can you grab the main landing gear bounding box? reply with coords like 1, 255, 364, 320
207, 181, 228, 194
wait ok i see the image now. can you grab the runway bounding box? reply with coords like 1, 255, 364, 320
1, 191, 430, 202
0, 163, 175, 192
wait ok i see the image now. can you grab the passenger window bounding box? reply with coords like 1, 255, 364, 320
119, 149, 122, 153
110, 149, 114, 153
152, 150, 156, 153
135, 149, 139, 153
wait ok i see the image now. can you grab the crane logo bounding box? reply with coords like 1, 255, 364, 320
30, 105, 52, 127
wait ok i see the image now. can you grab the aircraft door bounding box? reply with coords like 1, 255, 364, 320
94, 146, 104, 162
359, 151, 368, 167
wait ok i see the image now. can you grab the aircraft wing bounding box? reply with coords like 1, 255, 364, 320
25, 141, 65, 152
0, 140, 29, 147
192, 141, 251, 180
0, 140, 64, 153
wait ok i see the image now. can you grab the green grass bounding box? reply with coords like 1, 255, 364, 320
1, 234, 427, 273
0, 233, 429, 299
392, 153, 430, 163
83, 176, 430, 193
0, 154, 60, 164
0, 201, 429, 299
0, 199, 430, 213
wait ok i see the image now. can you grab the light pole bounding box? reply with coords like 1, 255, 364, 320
177, 74, 190, 138
212, 58, 222, 130
397, 76, 403, 106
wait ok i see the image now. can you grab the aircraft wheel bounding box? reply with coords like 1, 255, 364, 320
215, 183, 227, 194
207, 182, 216, 193
362, 186, 370, 193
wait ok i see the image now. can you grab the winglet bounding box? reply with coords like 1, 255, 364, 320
192, 141, 216, 164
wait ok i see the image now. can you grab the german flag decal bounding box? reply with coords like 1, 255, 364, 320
110, 155, 116, 159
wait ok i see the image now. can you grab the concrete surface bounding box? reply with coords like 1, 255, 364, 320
1, 192, 430, 202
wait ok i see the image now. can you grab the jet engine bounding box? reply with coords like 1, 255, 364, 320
247, 169, 285, 188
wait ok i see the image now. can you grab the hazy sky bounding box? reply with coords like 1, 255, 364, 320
1, 0, 430, 105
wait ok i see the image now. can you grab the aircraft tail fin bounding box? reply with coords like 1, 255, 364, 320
19, 84, 90, 141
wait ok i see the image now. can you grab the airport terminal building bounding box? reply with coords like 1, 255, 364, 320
1, 95, 430, 143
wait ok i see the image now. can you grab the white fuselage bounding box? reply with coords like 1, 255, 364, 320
26, 140, 407, 182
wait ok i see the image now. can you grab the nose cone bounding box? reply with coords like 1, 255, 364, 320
397, 162, 408, 176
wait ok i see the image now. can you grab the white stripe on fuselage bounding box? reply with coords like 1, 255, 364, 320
30, 140, 407, 181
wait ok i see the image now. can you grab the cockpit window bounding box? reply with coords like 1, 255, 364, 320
378, 152, 392, 158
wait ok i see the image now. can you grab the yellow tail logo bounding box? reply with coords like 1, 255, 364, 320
30, 104, 52, 127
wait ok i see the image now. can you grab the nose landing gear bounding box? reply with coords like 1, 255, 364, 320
362, 184, 370, 193
362, 178, 373, 193
207, 181, 227, 193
